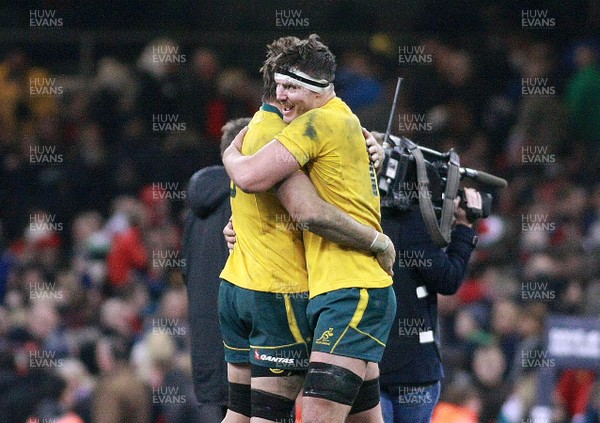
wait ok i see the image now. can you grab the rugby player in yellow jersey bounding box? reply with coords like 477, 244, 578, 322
223, 34, 396, 423
219, 37, 394, 423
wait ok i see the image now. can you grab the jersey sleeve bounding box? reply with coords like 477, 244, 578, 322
275, 109, 325, 167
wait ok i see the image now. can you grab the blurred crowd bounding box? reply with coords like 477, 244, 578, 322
0, 12, 600, 423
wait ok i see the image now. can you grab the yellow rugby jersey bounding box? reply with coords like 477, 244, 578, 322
220, 103, 308, 293
275, 97, 392, 298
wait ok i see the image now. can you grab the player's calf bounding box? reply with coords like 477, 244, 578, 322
346, 376, 383, 423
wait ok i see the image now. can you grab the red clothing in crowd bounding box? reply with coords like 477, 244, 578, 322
431, 402, 478, 423
556, 369, 596, 417
106, 226, 147, 287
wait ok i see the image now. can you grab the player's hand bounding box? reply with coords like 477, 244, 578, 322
223, 217, 237, 251
454, 188, 482, 228
232, 126, 248, 150
375, 234, 395, 277
363, 127, 384, 171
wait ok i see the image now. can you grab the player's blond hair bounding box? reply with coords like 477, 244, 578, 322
260, 36, 302, 101
220, 117, 251, 156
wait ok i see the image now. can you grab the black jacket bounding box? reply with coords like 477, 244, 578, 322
183, 166, 230, 404
379, 208, 476, 386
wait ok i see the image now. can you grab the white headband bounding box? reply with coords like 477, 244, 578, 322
274, 68, 332, 93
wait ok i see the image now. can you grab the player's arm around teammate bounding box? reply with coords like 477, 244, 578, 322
224, 117, 394, 276
223, 35, 395, 423
220, 36, 393, 423
275, 170, 394, 276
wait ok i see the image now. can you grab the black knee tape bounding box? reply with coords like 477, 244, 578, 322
252, 389, 295, 421
303, 362, 363, 406
228, 382, 251, 417
349, 377, 380, 414
251, 364, 306, 378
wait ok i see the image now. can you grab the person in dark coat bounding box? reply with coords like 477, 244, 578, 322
379, 188, 481, 423
183, 117, 250, 422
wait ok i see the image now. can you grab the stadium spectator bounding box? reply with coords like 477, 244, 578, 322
490, 299, 520, 376
92, 336, 152, 423
105, 209, 148, 291
556, 369, 597, 422
0, 50, 56, 141
431, 378, 481, 423
181, 48, 220, 136
135, 38, 187, 134
55, 358, 95, 422
584, 381, 600, 422
565, 43, 600, 172
471, 344, 510, 423
335, 50, 384, 111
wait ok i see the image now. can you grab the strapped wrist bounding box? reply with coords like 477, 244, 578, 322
370, 231, 389, 254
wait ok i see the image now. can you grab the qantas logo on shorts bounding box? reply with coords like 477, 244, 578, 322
253, 350, 295, 365
315, 327, 334, 346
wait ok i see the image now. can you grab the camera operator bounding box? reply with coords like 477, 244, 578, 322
378, 181, 481, 423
